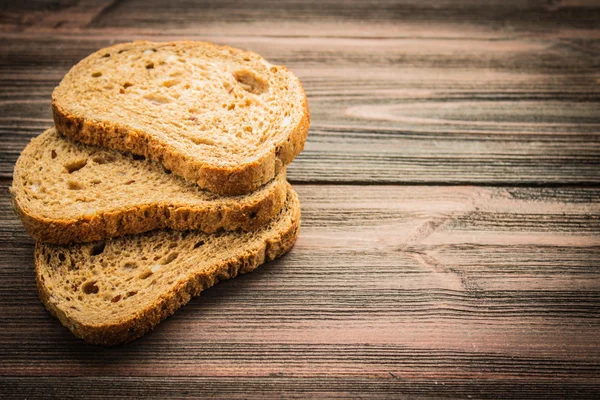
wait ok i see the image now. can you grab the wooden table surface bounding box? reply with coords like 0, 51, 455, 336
1, 0, 599, 398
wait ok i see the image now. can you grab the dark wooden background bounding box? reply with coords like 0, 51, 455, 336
1, 0, 599, 398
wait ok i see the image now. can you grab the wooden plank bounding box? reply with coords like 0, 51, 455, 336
1, 376, 600, 399
0, 0, 118, 31
1, 180, 598, 398
2, 0, 600, 37
0, 34, 598, 184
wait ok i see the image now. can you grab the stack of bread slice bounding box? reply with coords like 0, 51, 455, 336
10, 41, 309, 346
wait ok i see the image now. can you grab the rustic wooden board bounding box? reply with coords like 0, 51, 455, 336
1, 0, 599, 398
1, 0, 599, 185
1, 180, 599, 397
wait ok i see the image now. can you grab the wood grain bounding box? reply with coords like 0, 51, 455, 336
0, 0, 599, 398
1, 180, 599, 397
0, 4, 599, 184
2, 377, 600, 400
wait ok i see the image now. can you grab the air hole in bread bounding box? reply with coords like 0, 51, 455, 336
270, 66, 278, 73
51, 150, 57, 159
123, 82, 133, 89
127, 291, 137, 297
145, 62, 155, 70
161, 252, 178, 265
123, 262, 137, 270
64, 159, 87, 173
124, 180, 135, 185
213, 229, 225, 238
168, 242, 178, 249
132, 154, 146, 161
102, 53, 110, 58
92, 154, 114, 164
89, 241, 106, 256
91, 72, 102, 78
233, 69, 269, 94
250, 211, 257, 219
139, 271, 153, 280
111, 295, 121, 303
67, 180, 83, 190
82, 281, 99, 294
58, 253, 66, 262
193, 240, 205, 249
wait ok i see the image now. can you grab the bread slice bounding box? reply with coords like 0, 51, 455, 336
11, 127, 287, 245
35, 185, 300, 346
52, 40, 310, 196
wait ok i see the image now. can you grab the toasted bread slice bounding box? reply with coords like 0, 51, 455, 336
35, 186, 300, 346
52, 40, 309, 196
11, 127, 287, 244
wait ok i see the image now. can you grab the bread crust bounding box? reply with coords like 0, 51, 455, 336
52, 40, 310, 196
35, 187, 300, 346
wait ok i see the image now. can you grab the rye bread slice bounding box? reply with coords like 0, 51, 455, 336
11, 127, 287, 244
35, 185, 300, 346
52, 40, 310, 196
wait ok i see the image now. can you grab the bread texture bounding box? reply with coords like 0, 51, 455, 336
52, 40, 310, 196
11, 127, 287, 245
35, 186, 300, 346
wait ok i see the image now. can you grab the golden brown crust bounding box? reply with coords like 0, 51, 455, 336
11, 170, 287, 245
52, 41, 310, 196
35, 188, 300, 346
